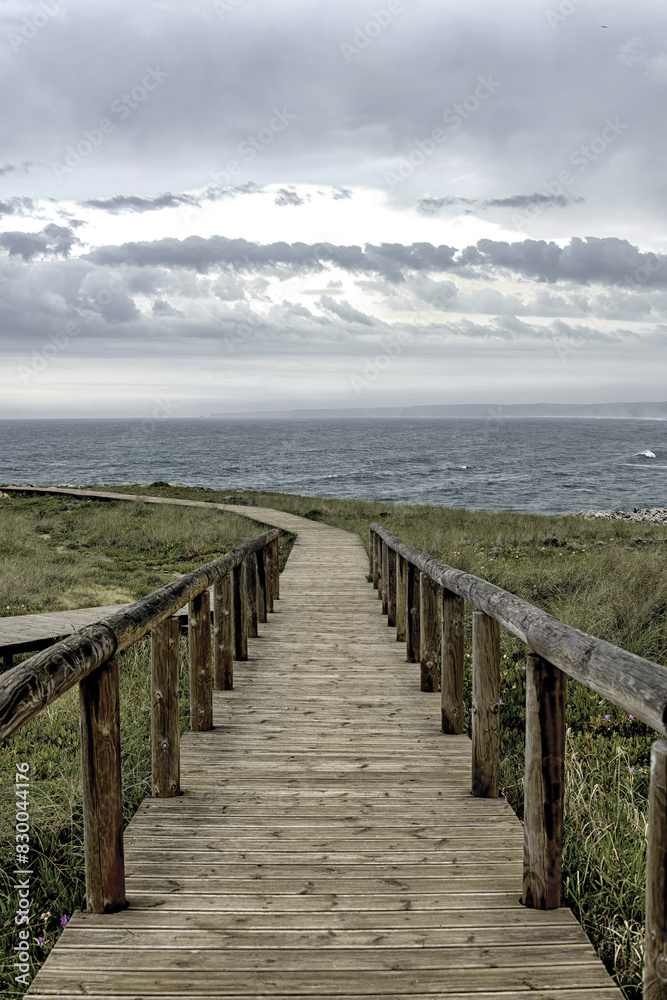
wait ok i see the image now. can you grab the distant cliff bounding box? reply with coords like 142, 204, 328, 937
210, 401, 667, 419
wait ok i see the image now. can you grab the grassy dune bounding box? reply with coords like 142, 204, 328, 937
3, 483, 666, 996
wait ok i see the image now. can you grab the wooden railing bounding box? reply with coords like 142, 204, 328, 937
370, 523, 667, 1000
0, 528, 280, 914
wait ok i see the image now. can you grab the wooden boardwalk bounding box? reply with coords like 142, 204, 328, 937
26, 504, 622, 998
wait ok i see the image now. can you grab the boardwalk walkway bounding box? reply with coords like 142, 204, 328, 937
25, 503, 621, 998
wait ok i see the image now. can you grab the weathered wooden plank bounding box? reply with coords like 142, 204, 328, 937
22, 964, 618, 996
19, 501, 622, 1000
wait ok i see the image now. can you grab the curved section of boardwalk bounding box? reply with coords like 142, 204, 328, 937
27, 504, 621, 999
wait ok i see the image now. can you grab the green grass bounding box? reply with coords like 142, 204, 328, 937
3, 482, 665, 996
0, 491, 293, 613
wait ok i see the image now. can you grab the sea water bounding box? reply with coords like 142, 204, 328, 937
0, 417, 665, 516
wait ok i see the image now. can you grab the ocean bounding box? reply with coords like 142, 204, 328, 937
0, 417, 665, 516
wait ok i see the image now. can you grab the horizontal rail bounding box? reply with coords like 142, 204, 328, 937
371, 523, 667, 735
0, 528, 279, 742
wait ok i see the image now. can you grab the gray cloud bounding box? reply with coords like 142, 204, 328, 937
418, 193, 584, 215
0, 224, 79, 261
0, 197, 34, 218
81, 182, 264, 215
274, 187, 307, 207
82, 233, 667, 290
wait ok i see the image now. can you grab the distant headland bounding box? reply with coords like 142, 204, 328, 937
210, 401, 667, 420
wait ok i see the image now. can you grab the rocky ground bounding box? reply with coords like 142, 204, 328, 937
574, 507, 667, 523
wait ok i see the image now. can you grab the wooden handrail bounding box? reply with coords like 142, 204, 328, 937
370, 523, 667, 734
0, 529, 279, 741
369, 523, 667, 999
0, 527, 280, 915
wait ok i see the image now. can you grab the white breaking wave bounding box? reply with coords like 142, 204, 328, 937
639, 449, 657, 458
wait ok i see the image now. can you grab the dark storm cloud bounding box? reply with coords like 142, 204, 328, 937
0, 224, 79, 261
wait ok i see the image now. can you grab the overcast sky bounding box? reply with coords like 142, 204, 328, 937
1, 0, 666, 417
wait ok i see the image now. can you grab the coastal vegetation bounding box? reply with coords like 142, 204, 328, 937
2, 483, 666, 997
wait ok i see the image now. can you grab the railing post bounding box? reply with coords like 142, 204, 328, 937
376, 533, 383, 600
645, 741, 667, 999
381, 541, 389, 615
522, 652, 566, 909
419, 572, 439, 692
471, 610, 500, 797
387, 547, 397, 628
271, 536, 280, 602
256, 547, 268, 624
370, 528, 378, 588
189, 588, 212, 731
406, 561, 421, 664
213, 574, 234, 690
79, 658, 126, 913
233, 560, 248, 661
441, 589, 464, 734
151, 617, 181, 797
246, 552, 259, 638
265, 539, 275, 612
396, 554, 407, 643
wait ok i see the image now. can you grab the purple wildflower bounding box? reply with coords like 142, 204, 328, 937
60, 915, 69, 928
38, 936, 44, 945
604, 714, 610, 720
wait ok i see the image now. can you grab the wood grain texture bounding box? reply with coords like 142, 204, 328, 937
405, 560, 420, 665
523, 653, 566, 910
19, 499, 621, 1000
371, 522, 667, 735
188, 590, 212, 732
396, 553, 407, 644
0, 525, 278, 741
419, 572, 439, 693
213, 575, 233, 690
78, 659, 127, 913
471, 611, 500, 798
645, 740, 667, 1000
150, 618, 180, 797
441, 588, 464, 735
